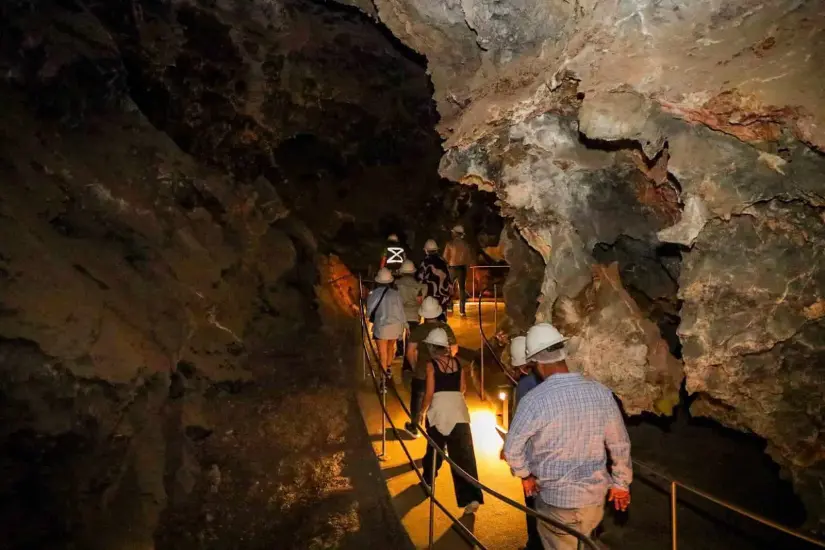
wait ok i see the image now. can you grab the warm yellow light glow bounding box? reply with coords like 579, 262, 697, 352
498, 391, 507, 401
470, 409, 503, 454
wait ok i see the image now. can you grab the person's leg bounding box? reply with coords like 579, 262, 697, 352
407, 378, 426, 432
421, 422, 445, 486
524, 494, 543, 550
534, 499, 581, 550
402, 321, 418, 372
447, 268, 456, 312
445, 423, 484, 508
376, 339, 392, 376
456, 266, 467, 315
577, 505, 605, 541
410, 378, 427, 426
387, 339, 403, 385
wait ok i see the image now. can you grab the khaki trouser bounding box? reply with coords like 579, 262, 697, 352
535, 498, 604, 550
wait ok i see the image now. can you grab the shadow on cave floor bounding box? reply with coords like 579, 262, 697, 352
601, 406, 815, 550
153, 324, 412, 550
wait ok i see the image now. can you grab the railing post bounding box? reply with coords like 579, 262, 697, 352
501, 388, 509, 430
378, 377, 388, 461
671, 481, 678, 550
493, 284, 497, 328
480, 337, 485, 401
429, 450, 437, 550
359, 274, 365, 381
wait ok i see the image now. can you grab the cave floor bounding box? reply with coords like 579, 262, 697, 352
358, 304, 817, 550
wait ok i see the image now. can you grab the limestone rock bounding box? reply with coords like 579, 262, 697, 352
658, 197, 710, 247
563, 264, 683, 415
578, 91, 666, 158
500, 223, 544, 333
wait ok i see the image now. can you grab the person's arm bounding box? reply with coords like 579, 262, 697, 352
406, 342, 419, 369
421, 362, 436, 413
415, 262, 425, 283
503, 397, 542, 479
460, 362, 466, 394
605, 397, 633, 510
443, 242, 454, 266
445, 327, 459, 357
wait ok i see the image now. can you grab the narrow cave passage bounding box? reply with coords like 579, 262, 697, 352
2, 0, 825, 550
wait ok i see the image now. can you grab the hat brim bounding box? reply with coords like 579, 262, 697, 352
525, 338, 569, 360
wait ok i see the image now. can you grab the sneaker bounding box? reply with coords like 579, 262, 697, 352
460, 312, 467, 317
463, 501, 481, 515
403, 422, 420, 438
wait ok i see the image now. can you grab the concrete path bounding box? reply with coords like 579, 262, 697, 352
357, 302, 528, 550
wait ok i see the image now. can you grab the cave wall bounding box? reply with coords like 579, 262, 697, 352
358, 0, 825, 528
0, 0, 448, 547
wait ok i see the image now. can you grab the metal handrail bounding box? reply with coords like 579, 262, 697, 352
631, 460, 825, 549
474, 307, 825, 550
358, 313, 485, 547
477, 290, 517, 386
469, 264, 509, 300
359, 278, 599, 550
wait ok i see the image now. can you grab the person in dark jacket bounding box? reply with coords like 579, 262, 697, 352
380, 233, 406, 271
416, 239, 452, 321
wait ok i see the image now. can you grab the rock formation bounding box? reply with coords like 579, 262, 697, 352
2, 0, 824, 543
0, 0, 480, 547
367, 0, 825, 528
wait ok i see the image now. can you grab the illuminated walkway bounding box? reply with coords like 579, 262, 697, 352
356, 302, 527, 549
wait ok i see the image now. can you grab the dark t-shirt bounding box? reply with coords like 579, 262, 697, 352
416, 254, 452, 309
409, 320, 457, 380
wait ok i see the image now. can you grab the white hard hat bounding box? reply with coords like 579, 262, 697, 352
419, 296, 443, 319
399, 259, 416, 275
525, 323, 568, 360
388, 234, 399, 242
510, 336, 528, 368
423, 327, 450, 348
452, 225, 465, 235
375, 267, 394, 284
424, 239, 439, 252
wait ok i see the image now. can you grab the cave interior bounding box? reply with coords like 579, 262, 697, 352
0, 0, 823, 548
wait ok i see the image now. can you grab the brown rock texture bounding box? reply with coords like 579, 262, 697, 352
0, 0, 446, 548
367, 0, 825, 529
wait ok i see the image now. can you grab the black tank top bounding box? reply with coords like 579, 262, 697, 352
432, 358, 461, 393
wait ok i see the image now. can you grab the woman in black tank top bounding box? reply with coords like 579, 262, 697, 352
419, 328, 483, 514
431, 356, 463, 393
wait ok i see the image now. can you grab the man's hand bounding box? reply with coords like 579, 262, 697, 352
522, 475, 539, 497
608, 487, 631, 511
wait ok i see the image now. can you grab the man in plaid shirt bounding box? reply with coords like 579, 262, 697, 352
503, 323, 632, 550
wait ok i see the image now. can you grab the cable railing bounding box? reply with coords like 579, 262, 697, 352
473, 300, 825, 550
358, 275, 600, 550
469, 265, 510, 300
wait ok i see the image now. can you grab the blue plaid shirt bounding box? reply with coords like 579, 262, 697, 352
503, 373, 632, 508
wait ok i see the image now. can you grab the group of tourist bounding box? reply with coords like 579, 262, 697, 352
365, 227, 633, 550
367, 226, 484, 515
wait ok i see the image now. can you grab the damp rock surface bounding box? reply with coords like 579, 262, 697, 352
373, 0, 825, 529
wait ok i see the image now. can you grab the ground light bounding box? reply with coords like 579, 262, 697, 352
469, 409, 503, 455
